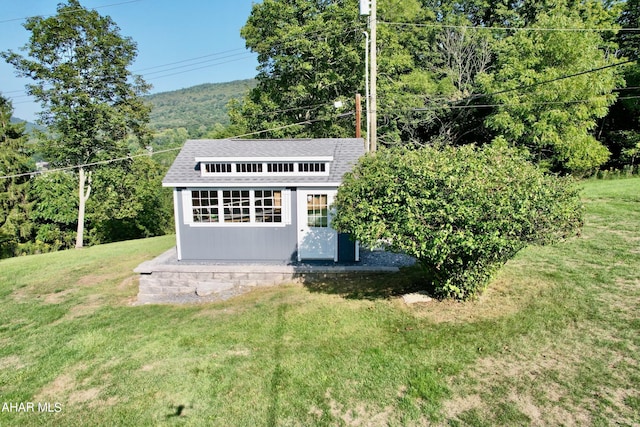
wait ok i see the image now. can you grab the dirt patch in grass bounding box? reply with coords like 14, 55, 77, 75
599, 278, 640, 320
34, 365, 85, 402
34, 363, 119, 408
442, 321, 639, 426
441, 394, 483, 419
0, 355, 27, 370
403, 267, 552, 324
44, 288, 77, 304
317, 389, 394, 427
76, 272, 126, 287
117, 276, 138, 290
53, 294, 104, 323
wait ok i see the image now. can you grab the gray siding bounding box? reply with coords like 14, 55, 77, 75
177, 189, 299, 262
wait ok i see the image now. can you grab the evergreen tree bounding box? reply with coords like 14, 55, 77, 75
0, 96, 33, 258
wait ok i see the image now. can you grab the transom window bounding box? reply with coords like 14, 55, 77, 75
267, 162, 295, 173
236, 163, 262, 173
299, 162, 326, 173
188, 189, 288, 225
204, 163, 232, 173
201, 160, 330, 176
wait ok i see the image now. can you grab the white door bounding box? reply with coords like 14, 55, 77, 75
297, 190, 337, 261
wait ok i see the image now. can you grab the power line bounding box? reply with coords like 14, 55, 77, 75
465, 59, 636, 103
145, 55, 256, 81
405, 95, 640, 112
133, 48, 247, 73
0, 0, 143, 24
0, 112, 355, 181
379, 21, 640, 32
5, 24, 364, 102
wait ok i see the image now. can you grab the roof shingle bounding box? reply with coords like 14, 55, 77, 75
163, 138, 365, 187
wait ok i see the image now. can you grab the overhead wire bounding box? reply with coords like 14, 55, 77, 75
4, 22, 366, 103
0, 111, 355, 181
0, 0, 143, 24
379, 21, 640, 33
389, 95, 640, 113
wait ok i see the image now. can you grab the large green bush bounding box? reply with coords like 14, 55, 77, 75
332, 144, 583, 299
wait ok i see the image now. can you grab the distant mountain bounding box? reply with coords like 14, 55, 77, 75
145, 79, 256, 136
10, 117, 43, 134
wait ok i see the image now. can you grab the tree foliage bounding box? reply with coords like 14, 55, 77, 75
598, 0, 640, 169
479, 7, 619, 174
332, 144, 583, 299
0, 96, 33, 258
2, 0, 151, 248
28, 171, 78, 252
232, 0, 630, 174
86, 156, 173, 243
232, 0, 366, 138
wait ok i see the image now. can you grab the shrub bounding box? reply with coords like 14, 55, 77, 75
332, 144, 583, 299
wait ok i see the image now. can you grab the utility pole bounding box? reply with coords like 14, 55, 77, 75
369, 0, 377, 152
355, 93, 362, 138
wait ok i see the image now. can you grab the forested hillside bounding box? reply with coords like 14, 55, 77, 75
146, 79, 256, 136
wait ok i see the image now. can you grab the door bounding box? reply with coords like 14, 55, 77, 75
297, 190, 337, 261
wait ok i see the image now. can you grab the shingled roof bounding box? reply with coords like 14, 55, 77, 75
163, 138, 365, 187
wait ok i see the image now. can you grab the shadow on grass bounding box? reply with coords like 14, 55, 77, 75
301, 265, 438, 300
166, 404, 186, 418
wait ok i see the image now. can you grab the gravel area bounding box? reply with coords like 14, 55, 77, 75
358, 248, 416, 268
145, 247, 416, 269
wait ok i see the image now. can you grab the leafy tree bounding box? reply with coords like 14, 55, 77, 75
617, 0, 640, 59
0, 96, 33, 258
29, 171, 78, 252
598, 0, 640, 170
233, 0, 366, 138
2, 0, 151, 248
233, 0, 627, 173
86, 156, 173, 244
332, 144, 583, 299
478, 5, 621, 174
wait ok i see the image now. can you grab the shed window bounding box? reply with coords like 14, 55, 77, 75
204, 163, 232, 173
191, 190, 219, 223
255, 190, 282, 223
298, 162, 326, 173
267, 162, 295, 173
236, 163, 263, 173
307, 194, 328, 227
185, 189, 291, 226
223, 190, 251, 222
201, 160, 329, 175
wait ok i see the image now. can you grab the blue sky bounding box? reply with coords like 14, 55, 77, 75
1, 0, 260, 121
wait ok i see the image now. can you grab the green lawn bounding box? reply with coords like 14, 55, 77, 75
0, 178, 638, 426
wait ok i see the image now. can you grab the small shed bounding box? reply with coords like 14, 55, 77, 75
163, 138, 365, 263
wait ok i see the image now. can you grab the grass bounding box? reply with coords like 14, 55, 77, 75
0, 178, 639, 426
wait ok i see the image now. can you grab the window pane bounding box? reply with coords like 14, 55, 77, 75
223, 190, 251, 222
307, 194, 328, 227
192, 190, 218, 222
255, 190, 282, 223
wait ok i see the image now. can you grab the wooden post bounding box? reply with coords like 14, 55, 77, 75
370, 0, 377, 152
355, 93, 362, 139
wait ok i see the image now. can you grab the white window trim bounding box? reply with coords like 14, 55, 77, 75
183, 188, 291, 227
195, 156, 333, 162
